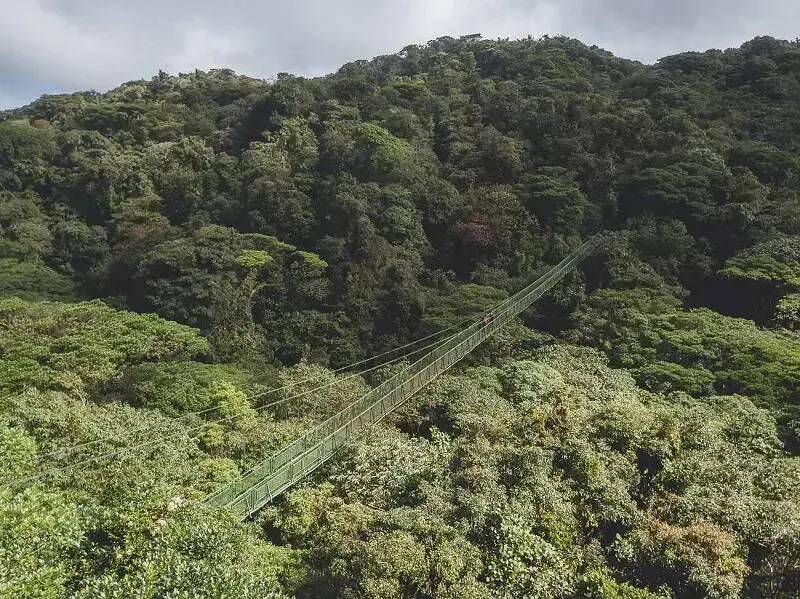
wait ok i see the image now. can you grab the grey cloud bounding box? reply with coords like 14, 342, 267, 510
0, 0, 797, 109
566, 0, 799, 60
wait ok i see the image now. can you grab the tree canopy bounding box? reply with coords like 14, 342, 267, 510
1, 33, 799, 598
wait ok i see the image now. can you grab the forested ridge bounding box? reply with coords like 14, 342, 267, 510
0, 33, 799, 597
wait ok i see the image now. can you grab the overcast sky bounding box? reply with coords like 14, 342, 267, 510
0, 0, 797, 109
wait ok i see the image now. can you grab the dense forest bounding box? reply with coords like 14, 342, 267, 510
1, 33, 799, 598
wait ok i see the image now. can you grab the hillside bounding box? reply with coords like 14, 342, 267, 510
0, 34, 798, 598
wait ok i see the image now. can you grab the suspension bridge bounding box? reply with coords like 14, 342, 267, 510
205, 232, 603, 519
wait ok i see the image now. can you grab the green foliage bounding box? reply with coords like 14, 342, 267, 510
0, 420, 36, 483
270, 362, 369, 421
520, 170, 598, 234
117, 361, 254, 415
776, 293, 800, 329
634, 361, 716, 395
485, 512, 577, 598
0, 487, 81, 599
235, 249, 273, 268
0, 298, 207, 394
75, 505, 294, 598
0, 192, 52, 259
421, 283, 508, 332
581, 570, 666, 599
614, 520, 747, 598
720, 236, 800, 286
49, 219, 109, 280
572, 290, 800, 404
0, 259, 76, 302
634, 309, 800, 403
569, 288, 681, 366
